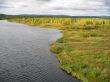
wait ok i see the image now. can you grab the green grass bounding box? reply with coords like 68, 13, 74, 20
8, 17, 110, 82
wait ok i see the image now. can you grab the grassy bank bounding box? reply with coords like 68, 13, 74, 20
8, 17, 110, 82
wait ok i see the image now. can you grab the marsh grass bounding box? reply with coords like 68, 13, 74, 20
8, 17, 110, 82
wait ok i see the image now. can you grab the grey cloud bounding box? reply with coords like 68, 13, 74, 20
35, 0, 52, 4
0, 1, 5, 5
0, 5, 13, 9
21, 5, 28, 7
105, 0, 110, 9
53, 7, 99, 11
104, 0, 110, 12
0, 1, 13, 9
38, 0, 51, 1
105, 0, 110, 5
0, 0, 110, 16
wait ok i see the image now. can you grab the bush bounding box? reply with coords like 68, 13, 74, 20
50, 43, 63, 54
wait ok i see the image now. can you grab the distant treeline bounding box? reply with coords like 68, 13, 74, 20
0, 14, 110, 20
0, 14, 12, 20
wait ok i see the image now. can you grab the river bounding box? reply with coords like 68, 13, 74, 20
0, 20, 80, 82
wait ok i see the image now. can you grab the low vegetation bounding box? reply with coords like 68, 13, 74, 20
8, 17, 110, 82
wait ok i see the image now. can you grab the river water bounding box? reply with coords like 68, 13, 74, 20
0, 20, 80, 82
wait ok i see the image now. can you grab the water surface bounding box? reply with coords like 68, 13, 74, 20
0, 20, 80, 82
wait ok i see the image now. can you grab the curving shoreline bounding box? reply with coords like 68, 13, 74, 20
0, 20, 80, 82
7, 17, 110, 82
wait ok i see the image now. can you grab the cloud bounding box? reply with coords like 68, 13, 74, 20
0, 0, 109, 16
104, 0, 110, 10
105, 0, 110, 5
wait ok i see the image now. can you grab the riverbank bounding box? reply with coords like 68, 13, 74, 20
8, 17, 110, 82
0, 20, 80, 82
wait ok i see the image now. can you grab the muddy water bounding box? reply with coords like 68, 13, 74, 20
0, 20, 80, 82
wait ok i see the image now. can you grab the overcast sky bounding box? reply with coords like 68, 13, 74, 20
0, 0, 110, 16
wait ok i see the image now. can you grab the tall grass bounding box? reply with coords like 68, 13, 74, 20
8, 17, 110, 29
